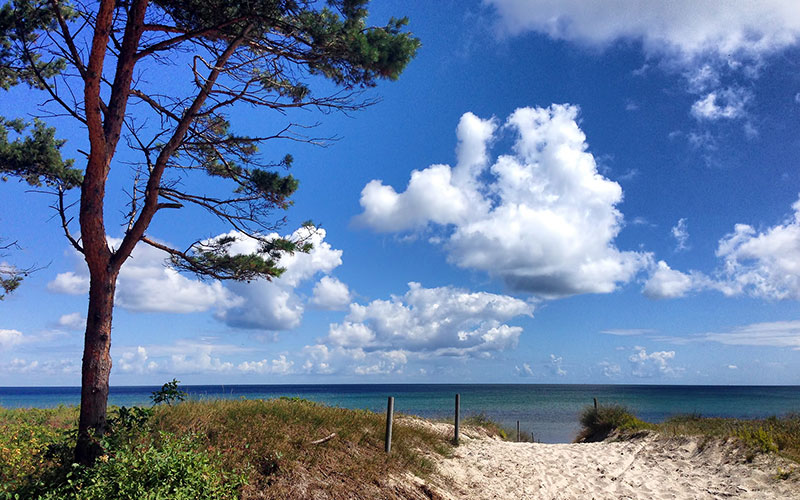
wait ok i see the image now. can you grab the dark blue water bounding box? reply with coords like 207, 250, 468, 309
2, 384, 799, 443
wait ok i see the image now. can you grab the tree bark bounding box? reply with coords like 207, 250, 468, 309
74, 267, 118, 465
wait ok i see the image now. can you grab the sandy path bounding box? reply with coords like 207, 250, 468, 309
432, 433, 799, 500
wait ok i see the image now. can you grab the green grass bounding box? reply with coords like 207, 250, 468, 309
0, 398, 463, 499
575, 404, 800, 464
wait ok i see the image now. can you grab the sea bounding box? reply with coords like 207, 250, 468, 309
2, 384, 799, 443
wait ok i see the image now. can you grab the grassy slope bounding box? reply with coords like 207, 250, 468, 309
0, 399, 458, 499
577, 404, 800, 464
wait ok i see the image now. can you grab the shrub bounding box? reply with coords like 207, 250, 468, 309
575, 404, 651, 442
13, 432, 243, 500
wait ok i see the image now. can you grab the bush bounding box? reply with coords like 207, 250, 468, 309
575, 404, 651, 442
12, 432, 243, 500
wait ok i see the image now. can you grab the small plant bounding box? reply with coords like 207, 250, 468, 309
775, 467, 792, 480
151, 379, 187, 406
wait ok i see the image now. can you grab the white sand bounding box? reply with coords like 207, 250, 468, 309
425, 429, 799, 500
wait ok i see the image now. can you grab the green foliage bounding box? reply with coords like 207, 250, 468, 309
0, 0, 72, 91
150, 379, 187, 406
0, 273, 21, 299
0, 117, 81, 188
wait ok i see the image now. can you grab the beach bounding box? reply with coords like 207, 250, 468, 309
426, 427, 799, 500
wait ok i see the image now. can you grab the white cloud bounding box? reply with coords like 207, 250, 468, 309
0, 329, 23, 349
628, 346, 676, 377
485, 1, 798, 123
641, 196, 800, 301
3, 358, 39, 373
671, 218, 690, 252
1, 358, 78, 376
643, 261, 696, 299
699, 320, 800, 349
598, 361, 621, 378
48, 237, 239, 313
515, 362, 535, 377
600, 328, 655, 336
357, 106, 650, 297
48, 227, 345, 331
238, 354, 294, 375
47, 272, 87, 295
310, 276, 351, 310
714, 198, 800, 300
57, 313, 85, 331
486, 1, 800, 61
170, 350, 233, 373
215, 227, 344, 330
728, 364, 738, 369
354, 350, 408, 375
548, 354, 566, 376
690, 88, 752, 120
326, 282, 532, 357
118, 346, 158, 374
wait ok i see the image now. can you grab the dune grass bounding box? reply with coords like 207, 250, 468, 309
0, 398, 457, 499
576, 403, 800, 464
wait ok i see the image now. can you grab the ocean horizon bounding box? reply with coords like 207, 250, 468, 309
3, 383, 800, 443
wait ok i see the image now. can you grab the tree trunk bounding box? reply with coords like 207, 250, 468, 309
74, 268, 118, 465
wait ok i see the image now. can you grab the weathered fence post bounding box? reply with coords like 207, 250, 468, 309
516, 420, 520, 442
385, 396, 394, 453
593, 397, 598, 410
454, 393, 460, 445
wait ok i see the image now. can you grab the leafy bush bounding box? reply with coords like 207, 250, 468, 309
13, 432, 243, 500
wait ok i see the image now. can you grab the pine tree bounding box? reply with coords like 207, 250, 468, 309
0, 0, 419, 463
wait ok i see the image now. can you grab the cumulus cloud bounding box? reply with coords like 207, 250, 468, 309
354, 350, 408, 375
238, 354, 294, 375
118, 346, 158, 374
643, 261, 696, 299
714, 198, 800, 300
690, 88, 752, 121
48, 227, 347, 332
641, 196, 800, 301
48, 237, 239, 313
309, 276, 352, 310
325, 282, 532, 357
598, 361, 621, 378
215, 227, 344, 330
671, 218, 690, 252
357, 106, 649, 297
0, 329, 23, 349
628, 346, 676, 377
57, 313, 85, 331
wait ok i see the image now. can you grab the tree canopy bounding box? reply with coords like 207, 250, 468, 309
0, 0, 419, 463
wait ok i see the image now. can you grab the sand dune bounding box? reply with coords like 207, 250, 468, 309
429, 431, 799, 500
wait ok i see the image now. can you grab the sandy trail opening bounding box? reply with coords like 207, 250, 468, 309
431, 433, 799, 500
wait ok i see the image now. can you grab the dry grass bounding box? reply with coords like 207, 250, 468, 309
576, 404, 800, 464
151, 397, 452, 499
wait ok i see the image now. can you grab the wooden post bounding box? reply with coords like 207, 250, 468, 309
516, 420, 520, 442
385, 396, 394, 453
593, 397, 598, 410
454, 393, 460, 445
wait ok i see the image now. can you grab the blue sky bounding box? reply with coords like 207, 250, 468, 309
2, 0, 800, 386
